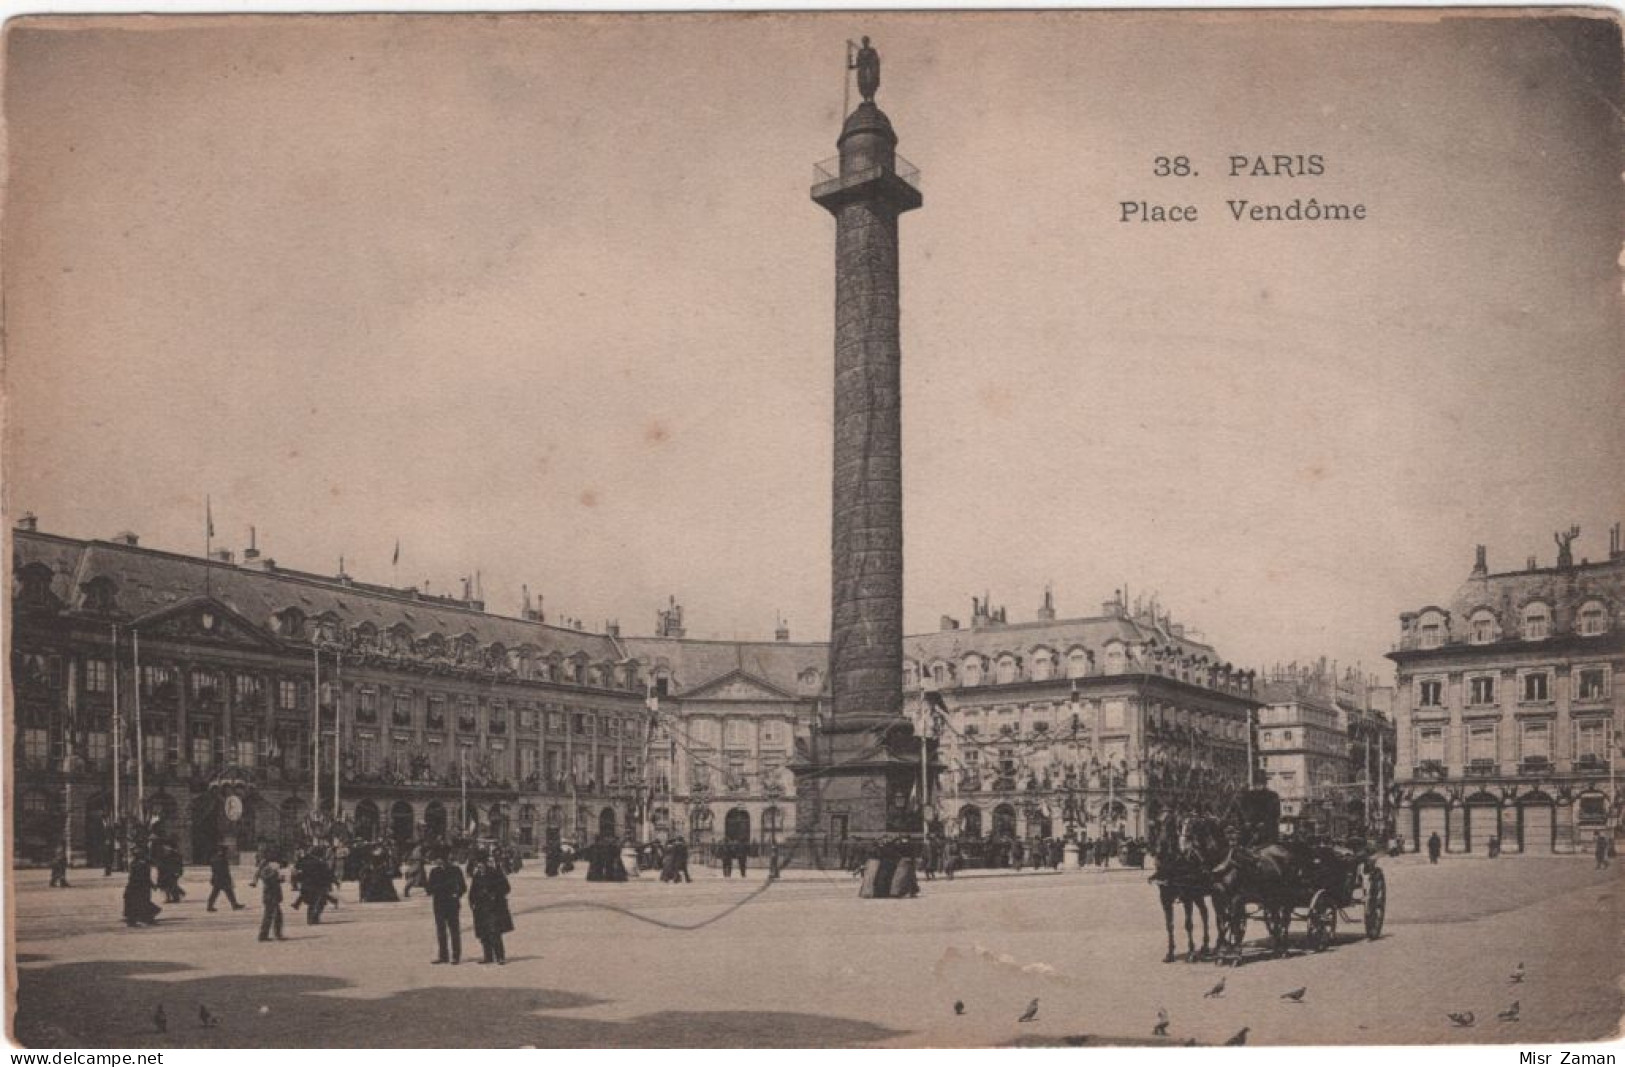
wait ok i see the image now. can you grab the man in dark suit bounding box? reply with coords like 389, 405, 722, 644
206, 845, 246, 911
427, 852, 467, 964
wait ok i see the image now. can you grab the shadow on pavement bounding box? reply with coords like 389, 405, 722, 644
14, 958, 908, 1048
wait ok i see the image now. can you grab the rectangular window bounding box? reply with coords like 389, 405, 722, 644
1418, 679, 1443, 707
23, 727, 49, 764
144, 732, 167, 768
1468, 724, 1496, 763
1521, 721, 1550, 762
1469, 676, 1496, 706
1521, 672, 1550, 703
762, 720, 785, 747
192, 736, 213, 769
724, 719, 751, 748
1417, 726, 1445, 762
520, 746, 540, 779
85, 659, 110, 693
235, 738, 257, 768
547, 711, 564, 734
278, 680, 299, 710
141, 665, 176, 696
191, 669, 219, 698
87, 731, 109, 768
1575, 721, 1607, 761
235, 674, 262, 703
1103, 700, 1126, 731
1577, 668, 1608, 702
1419, 623, 1443, 649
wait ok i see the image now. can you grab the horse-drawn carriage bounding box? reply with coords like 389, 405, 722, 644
1152, 789, 1386, 964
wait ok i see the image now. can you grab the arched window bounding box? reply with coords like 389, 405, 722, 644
1578, 601, 1609, 637
1417, 610, 1447, 649
1469, 610, 1497, 645
1522, 603, 1551, 641
1030, 648, 1055, 681
995, 655, 1019, 685
1066, 648, 1089, 679
1103, 642, 1126, 675
931, 662, 949, 686
961, 656, 984, 687
902, 661, 919, 689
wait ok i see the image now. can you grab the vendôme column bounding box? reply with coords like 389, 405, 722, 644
799, 37, 930, 850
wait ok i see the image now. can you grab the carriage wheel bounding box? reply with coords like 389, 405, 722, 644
1263, 905, 1292, 956
1306, 892, 1338, 953
1363, 867, 1387, 940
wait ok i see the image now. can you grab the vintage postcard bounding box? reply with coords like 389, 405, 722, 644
3, 7, 1622, 1054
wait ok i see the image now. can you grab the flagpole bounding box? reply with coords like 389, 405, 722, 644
204, 496, 213, 596
333, 645, 342, 818
133, 630, 145, 813
460, 747, 468, 837
111, 624, 121, 828
311, 644, 321, 811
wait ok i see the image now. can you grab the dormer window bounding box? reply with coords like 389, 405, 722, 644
1522, 604, 1551, 641
1030, 649, 1055, 682
1578, 602, 1608, 637
15, 563, 53, 608
995, 655, 1019, 685
1066, 648, 1089, 679
1469, 610, 1497, 645
81, 577, 117, 614
275, 608, 306, 640
961, 656, 984, 687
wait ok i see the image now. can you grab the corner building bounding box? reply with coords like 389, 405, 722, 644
1388, 528, 1625, 855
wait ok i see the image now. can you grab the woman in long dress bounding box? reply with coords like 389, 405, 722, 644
468, 856, 514, 964
123, 848, 161, 926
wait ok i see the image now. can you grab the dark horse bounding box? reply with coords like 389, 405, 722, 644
1150, 814, 1228, 963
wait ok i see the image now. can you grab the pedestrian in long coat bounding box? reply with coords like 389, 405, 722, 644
469, 857, 514, 964
123, 851, 161, 926
1427, 832, 1442, 864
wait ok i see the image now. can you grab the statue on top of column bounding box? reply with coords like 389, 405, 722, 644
853, 36, 880, 102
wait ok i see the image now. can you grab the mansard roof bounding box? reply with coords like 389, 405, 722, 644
904, 614, 1218, 665
12, 529, 621, 662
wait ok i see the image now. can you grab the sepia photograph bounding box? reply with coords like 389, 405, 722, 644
3, 7, 1622, 1052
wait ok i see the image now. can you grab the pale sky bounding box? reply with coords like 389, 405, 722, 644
5, 11, 1622, 679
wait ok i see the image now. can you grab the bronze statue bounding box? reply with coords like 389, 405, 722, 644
1555, 524, 1581, 568
852, 36, 880, 102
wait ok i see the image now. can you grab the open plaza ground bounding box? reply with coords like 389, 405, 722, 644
10, 853, 1622, 1048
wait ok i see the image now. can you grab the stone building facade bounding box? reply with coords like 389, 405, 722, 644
1388, 527, 1625, 854
9, 522, 822, 866
904, 591, 1260, 844
1257, 661, 1397, 834
10, 522, 1261, 866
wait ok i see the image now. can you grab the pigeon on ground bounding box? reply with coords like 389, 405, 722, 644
1510, 962, 1525, 984
1498, 1001, 1520, 1023
199, 1004, 217, 1028
1280, 987, 1306, 1003
1153, 1008, 1169, 1037
953, 1000, 965, 1016
1204, 977, 1226, 998
1018, 999, 1040, 1023
1446, 1012, 1475, 1028
153, 1005, 167, 1034
1224, 1027, 1250, 1046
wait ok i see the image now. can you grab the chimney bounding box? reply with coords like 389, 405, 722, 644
1036, 584, 1056, 621
775, 616, 790, 642
243, 525, 260, 562
606, 619, 621, 638
113, 531, 139, 547
1611, 522, 1622, 560
940, 615, 960, 631
1472, 544, 1487, 576
14, 512, 38, 532
211, 548, 235, 564
1527, 555, 1538, 572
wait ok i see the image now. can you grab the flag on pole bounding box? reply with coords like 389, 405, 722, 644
206, 496, 215, 538
392, 539, 401, 566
